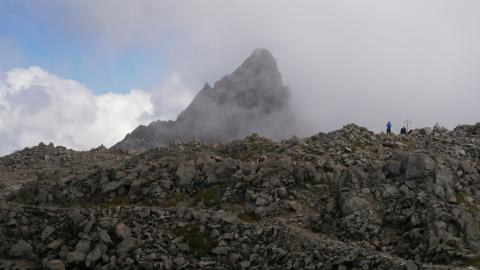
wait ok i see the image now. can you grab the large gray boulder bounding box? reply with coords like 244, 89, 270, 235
176, 160, 197, 187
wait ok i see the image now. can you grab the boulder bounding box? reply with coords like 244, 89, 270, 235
74, 239, 91, 254
102, 181, 124, 193
41, 225, 56, 241
176, 160, 197, 186
86, 242, 108, 267
341, 195, 370, 216
44, 260, 66, 270
9, 240, 33, 257
115, 222, 131, 240
66, 251, 86, 264
99, 229, 113, 245
404, 155, 425, 180
117, 237, 137, 256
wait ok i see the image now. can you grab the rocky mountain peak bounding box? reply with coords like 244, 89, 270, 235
233, 48, 278, 77
113, 48, 295, 151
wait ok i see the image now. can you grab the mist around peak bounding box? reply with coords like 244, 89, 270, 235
113, 48, 301, 151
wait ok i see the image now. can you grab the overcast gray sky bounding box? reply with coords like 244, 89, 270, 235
1, 0, 479, 154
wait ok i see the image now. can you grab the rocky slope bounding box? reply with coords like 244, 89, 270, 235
113, 48, 295, 152
1, 123, 480, 269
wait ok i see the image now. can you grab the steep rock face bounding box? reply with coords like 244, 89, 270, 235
113, 48, 294, 151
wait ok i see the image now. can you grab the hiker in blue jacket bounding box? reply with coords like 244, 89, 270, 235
386, 121, 392, 135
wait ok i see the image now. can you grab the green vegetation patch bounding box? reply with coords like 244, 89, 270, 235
190, 187, 219, 207
100, 195, 131, 208
465, 255, 480, 267
239, 212, 254, 223
175, 223, 212, 256
215, 140, 280, 161
159, 192, 186, 208
456, 193, 479, 213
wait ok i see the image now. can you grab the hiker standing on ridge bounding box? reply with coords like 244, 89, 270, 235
386, 121, 392, 135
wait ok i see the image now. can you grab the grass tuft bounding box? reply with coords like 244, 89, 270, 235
175, 224, 212, 256
190, 188, 219, 207
159, 192, 186, 208
239, 212, 254, 223
100, 195, 130, 208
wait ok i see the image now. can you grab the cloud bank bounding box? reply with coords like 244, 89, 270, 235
32, 0, 479, 132
0, 67, 193, 155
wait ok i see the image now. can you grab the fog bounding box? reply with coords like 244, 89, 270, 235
34, 0, 478, 134
2, 1, 480, 154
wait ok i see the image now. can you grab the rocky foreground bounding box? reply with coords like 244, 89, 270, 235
1, 123, 480, 269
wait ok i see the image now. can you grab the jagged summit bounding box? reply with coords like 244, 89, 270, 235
233, 48, 279, 78
113, 48, 294, 151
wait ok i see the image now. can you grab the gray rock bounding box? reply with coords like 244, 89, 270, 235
255, 197, 268, 206
404, 155, 425, 180
176, 160, 196, 186
41, 225, 56, 241
405, 261, 418, 270
115, 222, 131, 240
383, 160, 401, 176
383, 184, 400, 197
9, 240, 33, 257
212, 246, 230, 255
102, 181, 124, 193
230, 253, 241, 263
419, 127, 432, 136
174, 256, 186, 266
460, 161, 477, 174
86, 242, 108, 267
434, 165, 456, 201
341, 195, 369, 216
99, 229, 113, 245
277, 187, 288, 199
44, 259, 66, 270
74, 239, 91, 254
47, 239, 64, 250
240, 260, 251, 269
66, 251, 86, 264
254, 206, 265, 218
116, 237, 137, 256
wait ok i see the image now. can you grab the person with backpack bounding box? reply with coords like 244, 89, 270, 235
400, 126, 407, 135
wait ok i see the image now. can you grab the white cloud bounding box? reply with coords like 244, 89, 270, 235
0, 66, 194, 155
150, 73, 195, 121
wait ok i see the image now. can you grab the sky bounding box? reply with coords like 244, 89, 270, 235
0, 0, 480, 155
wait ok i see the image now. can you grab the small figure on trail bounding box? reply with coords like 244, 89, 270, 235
400, 126, 407, 135
386, 121, 392, 135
